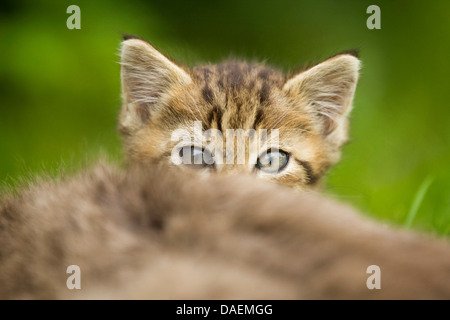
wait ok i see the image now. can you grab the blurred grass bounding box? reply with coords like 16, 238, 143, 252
0, 0, 449, 234
404, 177, 434, 228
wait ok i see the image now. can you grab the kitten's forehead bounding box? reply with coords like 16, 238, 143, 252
192, 61, 284, 90
189, 61, 286, 130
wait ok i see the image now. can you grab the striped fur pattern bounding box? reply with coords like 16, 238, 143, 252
119, 37, 360, 189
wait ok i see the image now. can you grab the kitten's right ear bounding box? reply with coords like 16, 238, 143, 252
119, 38, 192, 132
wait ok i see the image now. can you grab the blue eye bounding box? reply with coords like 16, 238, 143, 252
256, 149, 289, 173
179, 146, 214, 168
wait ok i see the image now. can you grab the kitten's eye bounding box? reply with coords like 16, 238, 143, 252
256, 149, 289, 173
179, 146, 214, 168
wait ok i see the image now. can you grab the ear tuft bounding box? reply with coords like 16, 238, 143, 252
122, 33, 148, 42
330, 49, 359, 59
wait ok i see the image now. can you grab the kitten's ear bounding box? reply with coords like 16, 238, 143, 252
283, 53, 360, 145
119, 38, 192, 132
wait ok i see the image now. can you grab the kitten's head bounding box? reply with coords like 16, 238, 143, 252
119, 36, 360, 190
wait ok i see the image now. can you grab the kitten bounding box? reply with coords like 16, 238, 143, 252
1, 163, 450, 299
119, 36, 360, 189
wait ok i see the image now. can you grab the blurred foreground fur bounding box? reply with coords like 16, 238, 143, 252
1, 162, 450, 299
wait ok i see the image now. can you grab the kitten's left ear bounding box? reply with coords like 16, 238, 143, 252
283, 53, 360, 146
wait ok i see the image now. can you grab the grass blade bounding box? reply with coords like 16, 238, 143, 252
405, 176, 434, 228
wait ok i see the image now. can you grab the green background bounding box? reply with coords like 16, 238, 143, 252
1, 1, 449, 234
